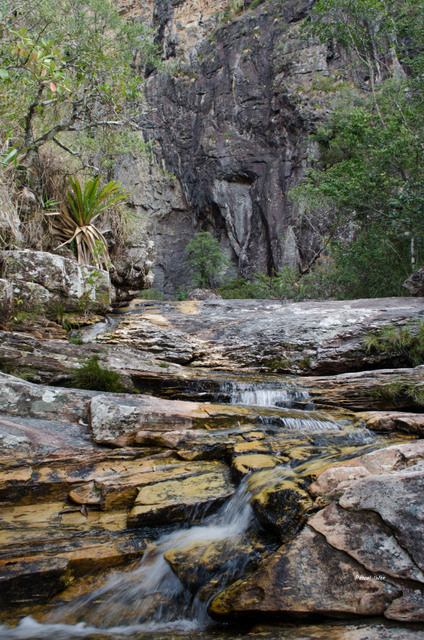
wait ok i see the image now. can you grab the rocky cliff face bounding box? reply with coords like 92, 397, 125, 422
118, 0, 339, 295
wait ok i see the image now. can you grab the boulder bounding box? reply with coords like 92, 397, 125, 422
164, 535, 269, 601
339, 464, 424, 572
209, 525, 400, 619
403, 267, 424, 296
186, 288, 222, 300
210, 442, 424, 623
1, 249, 112, 312
309, 441, 424, 499
309, 502, 424, 583
250, 479, 315, 541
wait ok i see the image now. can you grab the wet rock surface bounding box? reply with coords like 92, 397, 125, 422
0, 369, 388, 622
210, 442, 424, 623
2, 296, 424, 630
164, 534, 273, 602
3, 320, 424, 414
246, 621, 424, 639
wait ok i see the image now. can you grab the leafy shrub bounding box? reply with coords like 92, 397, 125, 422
218, 262, 340, 301
139, 288, 164, 300
364, 321, 424, 366
72, 356, 124, 392
373, 380, 424, 409
185, 232, 229, 288
176, 286, 189, 301
49, 177, 128, 269
218, 277, 269, 299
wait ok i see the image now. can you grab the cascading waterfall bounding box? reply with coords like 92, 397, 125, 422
0, 377, 395, 640
50, 482, 254, 630
218, 380, 314, 410
0, 481, 257, 639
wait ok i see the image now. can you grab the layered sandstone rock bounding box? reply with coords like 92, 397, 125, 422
209, 442, 424, 622
97, 298, 424, 374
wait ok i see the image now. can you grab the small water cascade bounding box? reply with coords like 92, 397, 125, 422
77, 315, 119, 343
0, 482, 258, 639
0, 366, 413, 640
50, 482, 254, 630
0, 428, 386, 640
217, 380, 314, 410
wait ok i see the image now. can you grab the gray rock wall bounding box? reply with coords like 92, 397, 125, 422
118, 0, 340, 294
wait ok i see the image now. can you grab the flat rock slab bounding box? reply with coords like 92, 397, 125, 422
97, 298, 424, 374
245, 622, 424, 640
0, 557, 71, 609
360, 411, 424, 435
0, 414, 96, 456
309, 441, 424, 499
0, 372, 95, 424
4, 328, 424, 414
299, 367, 424, 411
0, 329, 184, 386
128, 462, 234, 526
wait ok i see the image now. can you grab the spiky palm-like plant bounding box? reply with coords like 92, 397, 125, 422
47, 176, 128, 269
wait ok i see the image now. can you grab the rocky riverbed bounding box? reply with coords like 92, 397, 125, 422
1, 297, 424, 638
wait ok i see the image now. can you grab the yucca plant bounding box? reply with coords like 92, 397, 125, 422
47, 176, 128, 269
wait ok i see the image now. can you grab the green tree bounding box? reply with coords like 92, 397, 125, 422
0, 0, 157, 176
185, 232, 229, 288
291, 0, 424, 298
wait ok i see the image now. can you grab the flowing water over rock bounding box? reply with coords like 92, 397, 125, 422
218, 380, 314, 410
1, 308, 424, 639
0, 421, 406, 639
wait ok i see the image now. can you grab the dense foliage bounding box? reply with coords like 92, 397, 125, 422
0, 0, 156, 173
291, 0, 424, 299
0, 0, 156, 271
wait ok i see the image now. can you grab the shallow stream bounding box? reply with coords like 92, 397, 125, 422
1, 309, 424, 639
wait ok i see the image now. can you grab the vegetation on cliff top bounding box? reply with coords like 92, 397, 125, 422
290, 0, 424, 299
0, 0, 156, 265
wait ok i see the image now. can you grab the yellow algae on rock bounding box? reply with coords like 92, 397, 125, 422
128, 464, 233, 526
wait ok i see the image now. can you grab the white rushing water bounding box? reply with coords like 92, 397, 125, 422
221, 381, 314, 409
0, 482, 255, 640
0, 377, 379, 640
